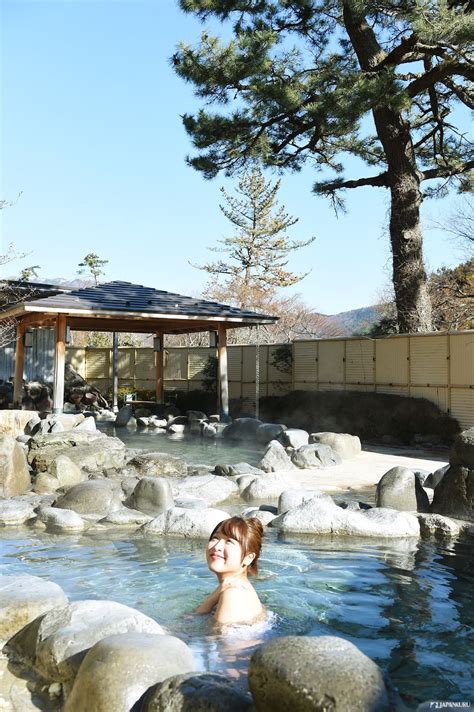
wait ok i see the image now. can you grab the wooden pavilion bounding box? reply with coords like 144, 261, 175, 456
0, 281, 278, 416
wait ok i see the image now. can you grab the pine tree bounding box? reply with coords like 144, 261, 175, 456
77, 253, 108, 285
173, 0, 473, 333
196, 168, 314, 310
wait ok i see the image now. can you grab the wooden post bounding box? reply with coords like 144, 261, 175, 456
112, 332, 119, 412
218, 324, 229, 420
52, 314, 67, 413
13, 322, 25, 407
155, 331, 164, 404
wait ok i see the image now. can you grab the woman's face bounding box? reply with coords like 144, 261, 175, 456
206, 532, 247, 576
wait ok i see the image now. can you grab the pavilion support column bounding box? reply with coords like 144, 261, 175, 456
155, 331, 164, 404
112, 332, 119, 412
217, 324, 229, 421
13, 322, 25, 407
52, 314, 67, 413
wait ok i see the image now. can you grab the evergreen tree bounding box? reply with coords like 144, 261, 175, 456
173, 0, 473, 333
77, 253, 108, 285
196, 168, 314, 309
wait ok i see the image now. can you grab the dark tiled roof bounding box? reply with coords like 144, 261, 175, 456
22, 281, 278, 322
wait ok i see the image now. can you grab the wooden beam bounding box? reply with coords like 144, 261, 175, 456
16, 312, 56, 328
52, 314, 67, 413
13, 322, 25, 407
218, 324, 229, 420
112, 332, 119, 412
154, 331, 164, 404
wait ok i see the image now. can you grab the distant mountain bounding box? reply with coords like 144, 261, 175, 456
325, 305, 381, 335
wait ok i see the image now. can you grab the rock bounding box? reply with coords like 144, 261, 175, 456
142, 672, 253, 712
450, 427, 474, 469
214, 462, 264, 478
137, 417, 151, 428
376, 466, 430, 512
222, 418, 263, 441
186, 464, 214, 477
168, 423, 186, 434
242, 472, 296, 502
4, 600, 165, 685
37, 506, 85, 532
291, 443, 341, 469
172, 475, 238, 505
140, 507, 229, 538
174, 497, 208, 510
271, 497, 420, 537
0, 574, 68, 643
25, 414, 42, 436
424, 464, 449, 489
126, 452, 188, 478
0, 434, 31, 497
99, 507, 154, 527
431, 465, 473, 522
187, 410, 208, 422
64, 633, 196, 712
202, 423, 217, 438
73, 417, 97, 432
0, 410, 39, 437
259, 440, 296, 473
278, 488, 330, 514
0, 499, 36, 526
127, 477, 174, 516
256, 423, 287, 445
412, 469, 431, 487
28, 431, 126, 473
249, 635, 394, 712
149, 418, 168, 428
241, 509, 276, 526
417, 513, 463, 538
309, 432, 362, 460
49, 454, 87, 488
114, 404, 134, 427
278, 428, 309, 449
54, 480, 123, 518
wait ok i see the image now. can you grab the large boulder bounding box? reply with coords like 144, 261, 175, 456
140, 507, 229, 539
0, 410, 38, 437
28, 431, 126, 473
172, 475, 238, 505
142, 672, 253, 712
424, 464, 449, 489
99, 507, 154, 527
0, 574, 67, 643
309, 432, 362, 460
36, 506, 85, 532
450, 427, 474, 469
278, 488, 331, 514
249, 636, 395, 712
417, 513, 463, 538
64, 633, 196, 712
259, 440, 296, 473
271, 497, 420, 537
114, 404, 134, 427
4, 600, 165, 685
214, 462, 264, 478
54, 480, 123, 518
222, 418, 263, 441
241, 472, 296, 502
431, 465, 473, 522
278, 429, 309, 449
125, 451, 188, 478
376, 467, 429, 512
291, 443, 341, 469
43, 453, 88, 491
0, 498, 36, 526
0, 433, 31, 497
256, 423, 287, 445
127, 477, 174, 516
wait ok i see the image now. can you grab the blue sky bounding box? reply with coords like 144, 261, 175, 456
1, 0, 468, 314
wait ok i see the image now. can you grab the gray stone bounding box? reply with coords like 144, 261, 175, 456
49, 454, 87, 488
278, 429, 309, 449
202, 423, 217, 438
127, 477, 174, 516
54, 480, 123, 518
278, 488, 331, 514
235, 475, 258, 494
4, 600, 165, 684
0, 499, 35, 526
99, 507, 154, 527
169, 423, 186, 434
256, 423, 287, 445
376, 466, 430, 512
242, 472, 296, 503
28, 431, 126, 473
126, 451, 188, 478
114, 404, 134, 427
172, 474, 238, 505
214, 462, 264, 478
64, 633, 196, 712
25, 415, 42, 436
249, 635, 393, 712
0, 434, 30, 497
16, 433, 32, 445
0, 574, 67, 643
291, 443, 341, 469
143, 672, 253, 712
417, 513, 463, 538
137, 416, 151, 428
73, 417, 97, 432
140, 507, 229, 538
309, 432, 362, 460
0, 410, 39, 437
37, 506, 85, 532
431, 464, 473, 522
450, 427, 474, 469
174, 497, 208, 510
187, 410, 208, 422
271, 497, 420, 537
222, 417, 263, 441
241, 508, 276, 526
424, 464, 449, 489
259, 440, 296, 473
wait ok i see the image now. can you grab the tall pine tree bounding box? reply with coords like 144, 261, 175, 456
174, 0, 473, 333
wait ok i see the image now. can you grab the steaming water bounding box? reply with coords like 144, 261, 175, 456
1, 528, 472, 708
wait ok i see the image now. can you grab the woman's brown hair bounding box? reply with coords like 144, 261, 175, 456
209, 516, 264, 576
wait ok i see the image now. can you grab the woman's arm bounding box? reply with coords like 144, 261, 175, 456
214, 586, 246, 624
194, 584, 225, 614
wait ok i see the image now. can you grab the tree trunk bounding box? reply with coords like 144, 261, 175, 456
343, 2, 433, 333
